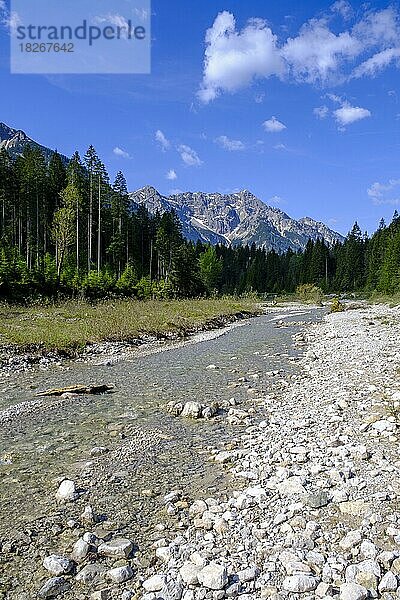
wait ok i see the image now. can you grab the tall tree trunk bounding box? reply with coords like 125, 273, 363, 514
88, 173, 92, 271
97, 174, 101, 273
76, 199, 79, 270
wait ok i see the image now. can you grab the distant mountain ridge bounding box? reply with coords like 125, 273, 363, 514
0, 122, 67, 162
0, 121, 344, 253
129, 186, 344, 253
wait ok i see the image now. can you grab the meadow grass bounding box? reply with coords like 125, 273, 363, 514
367, 292, 400, 307
0, 297, 260, 353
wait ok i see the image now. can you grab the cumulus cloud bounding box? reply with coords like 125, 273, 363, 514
214, 135, 245, 151
197, 6, 400, 102
333, 103, 371, 126
282, 18, 361, 84
368, 179, 400, 205
197, 11, 284, 103
263, 116, 286, 133
166, 169, 177, 180
314, 105, 329, 119
113, 147, 131, 159
178, 145, 203, 167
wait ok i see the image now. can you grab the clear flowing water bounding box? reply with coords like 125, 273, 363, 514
0, 309, 321, 564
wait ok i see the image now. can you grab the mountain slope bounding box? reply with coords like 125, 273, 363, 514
0, 122, 66, 162
129, 186, 344, 253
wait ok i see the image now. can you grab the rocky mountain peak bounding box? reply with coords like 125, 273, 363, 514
129, 187, 344, 253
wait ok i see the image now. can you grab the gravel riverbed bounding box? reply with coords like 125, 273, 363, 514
2, 303, 400, 600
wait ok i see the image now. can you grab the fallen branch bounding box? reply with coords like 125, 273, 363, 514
35, 384, 114, 397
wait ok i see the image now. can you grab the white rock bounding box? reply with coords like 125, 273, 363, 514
378, 571, 398, 592
98, 538, 133, 558
339, 530, 362, 551
107, 565, 133, 583
339, 582, 368, 600
155, 546, 171, 562
282, 574, 319, 592
71, 538, 90, 562
56, 479, 77, 501
179, 561, 201, 585
182, 401, 202, 419
81, 505, 97, 525
189, 500, 208, 517
43, 555, 73, 576
360, 540, 378, 559
198, 562, 228, 590
372, 419, 396, 432
277, 476, 306, 496
143, 574, 166, 592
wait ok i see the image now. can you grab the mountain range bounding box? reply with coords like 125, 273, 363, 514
0, 121, 344, 253
0, 122, 67, 162
129, 186, 344, 253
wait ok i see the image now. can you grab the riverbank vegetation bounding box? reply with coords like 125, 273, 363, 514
1, 145, 400, 302
0, 297, 260, 352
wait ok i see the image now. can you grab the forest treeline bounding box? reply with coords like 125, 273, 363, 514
0, 144, 399, 301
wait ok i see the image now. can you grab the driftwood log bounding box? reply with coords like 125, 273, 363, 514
35, 384, 114, 397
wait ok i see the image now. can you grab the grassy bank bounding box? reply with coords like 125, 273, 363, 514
0, 297, 261, 354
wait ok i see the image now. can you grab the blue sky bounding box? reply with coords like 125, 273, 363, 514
0, 0, 400, 235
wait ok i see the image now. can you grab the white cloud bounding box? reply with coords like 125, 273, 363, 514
178, 144, 203, 167
197, 11, 284, 103
197, 6, 400, 102
282, 18, 361, 84
263, 116, 286, 133
169, 188, 183, 195
166, 169, 177, 180
352, 47, 400, 78
333, 102, 371, 126
155, 130, 170, 152
214, 135, 245, 151
331, 1, 353, 21
254, 92, 265, 103
368, 179, 400, 205
273, 143, 287, 150
1, 2, 22, 35
113, 146, 131, 159
353, 7, 400, 47
314, 105, 329, 119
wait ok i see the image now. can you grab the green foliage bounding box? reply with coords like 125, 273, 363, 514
116, 264, 138, 296
199, 246, 223, 293
295, 283, 324, 305
81, 270, 116, 299
134, 276, 152, 300
2, 143, 400, 303
330, 297, 345, 313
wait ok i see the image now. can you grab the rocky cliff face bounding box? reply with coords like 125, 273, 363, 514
0, 122, 66, 162
129, 186, 344, 252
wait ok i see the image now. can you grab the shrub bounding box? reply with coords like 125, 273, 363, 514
116, 264, 138, 296
81, 270, 116, 299
295, 284, 323, 305
330, 297, 345, 312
